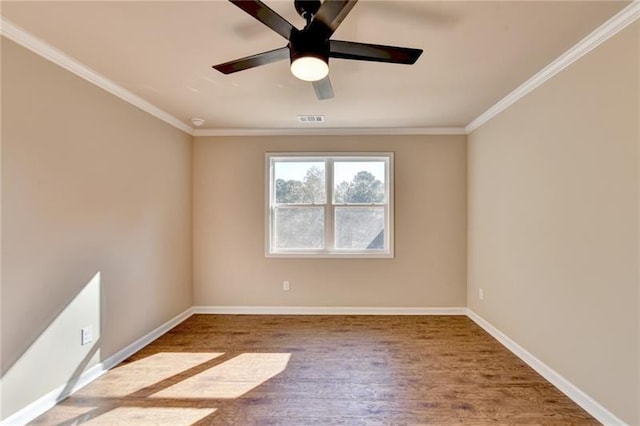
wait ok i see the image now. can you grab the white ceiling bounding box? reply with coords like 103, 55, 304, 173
1, 1, 629, 130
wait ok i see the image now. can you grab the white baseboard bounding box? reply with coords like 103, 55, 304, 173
0, 362, 106, 426
99, 307, 194, 371
192, 305, 467, 315
466, 309, 626, 426
0, 307, 194, 426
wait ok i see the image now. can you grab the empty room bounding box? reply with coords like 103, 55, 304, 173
1, 0, 639, 424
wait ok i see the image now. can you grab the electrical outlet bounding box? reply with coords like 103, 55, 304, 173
81, 326, 93, 345
283, 281, 290, 291
479, 288, 484, 301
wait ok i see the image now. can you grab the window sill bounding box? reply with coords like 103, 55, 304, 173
265, 252, 394, 259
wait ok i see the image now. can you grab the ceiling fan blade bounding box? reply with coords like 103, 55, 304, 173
330, 40, 423, 64
229, 0, 296, 40
213, 47, 290, 74
309, 0, 358, 38
312, 76, 334, 100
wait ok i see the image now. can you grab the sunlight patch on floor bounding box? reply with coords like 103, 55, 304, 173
29, 404, 98, 425
83, 407, 216, 425
77, 352, 223, 398
151, 353, 291, 399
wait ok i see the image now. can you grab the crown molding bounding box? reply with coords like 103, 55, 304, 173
465, 0, 640, 134
193, 127, 467, 137
0, 17, 194, 136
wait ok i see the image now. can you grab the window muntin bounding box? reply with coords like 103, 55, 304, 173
267, 153, 393, 258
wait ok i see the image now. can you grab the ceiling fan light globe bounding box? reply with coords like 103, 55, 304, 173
290, 56, 329, 82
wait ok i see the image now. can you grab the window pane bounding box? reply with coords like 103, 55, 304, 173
274, 207, 324, 249
335, 207, 384, 250
333, 161, 385, 204
274, 161, 325, 204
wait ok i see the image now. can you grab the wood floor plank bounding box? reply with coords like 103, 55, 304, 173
30, 315, 598, 425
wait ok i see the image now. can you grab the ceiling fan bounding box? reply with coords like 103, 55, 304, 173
212, 0, 424, 100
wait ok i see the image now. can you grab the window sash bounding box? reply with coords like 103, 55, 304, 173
266, 153, 393, 258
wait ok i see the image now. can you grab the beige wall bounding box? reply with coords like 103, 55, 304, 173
193, 135, 466, 308
467, 23, 639, 424
1, 38, 193, 419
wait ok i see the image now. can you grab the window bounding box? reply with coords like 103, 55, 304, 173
266, 153, 393, 258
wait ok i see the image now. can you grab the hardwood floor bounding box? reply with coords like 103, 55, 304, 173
31, 315, 597, 425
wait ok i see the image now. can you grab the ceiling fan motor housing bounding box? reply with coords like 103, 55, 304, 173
289, 30, 330, 66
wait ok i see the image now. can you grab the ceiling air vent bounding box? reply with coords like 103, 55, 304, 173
297, 115, 325, 123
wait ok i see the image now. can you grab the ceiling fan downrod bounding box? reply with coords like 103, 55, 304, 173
295, 0, 321, 27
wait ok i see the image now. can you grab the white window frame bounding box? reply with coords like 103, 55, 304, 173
265, 152, 394, 258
